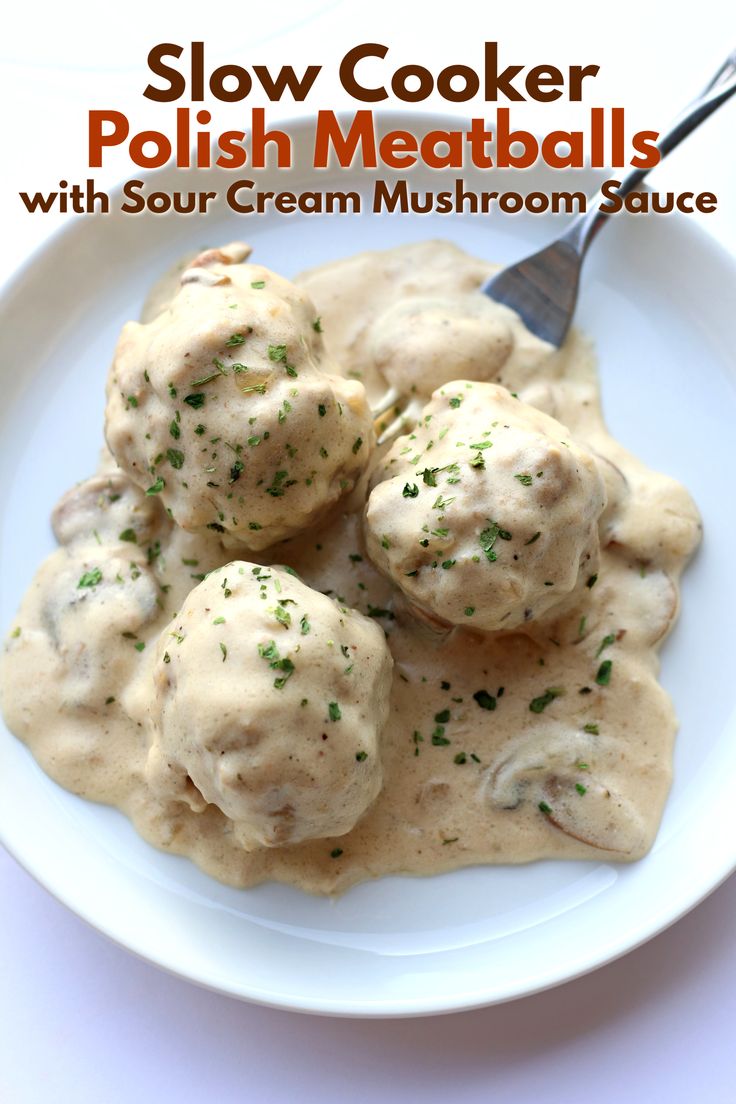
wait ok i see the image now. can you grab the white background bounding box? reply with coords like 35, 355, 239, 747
1, 2, 735, 1100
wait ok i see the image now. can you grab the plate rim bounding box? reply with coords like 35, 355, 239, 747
1, 110, 735, 1016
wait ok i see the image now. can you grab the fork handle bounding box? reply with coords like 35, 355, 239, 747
562, 49, 736, 256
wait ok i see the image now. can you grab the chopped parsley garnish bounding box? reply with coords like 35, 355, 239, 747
473, 690, 496, 711
166, 448, 185, 469
119, 529, 137, 543
454, 752, 467, 765
538, 801, 552, 815
313, 317, 323, 332
479, 521, 511, 563
134, 641, 145, 652
220, 642, 228, 662
225, 333, 246, 347
352, 437, 363, 454
78, 568, 103, 588
403, 483, 419, 498
595, 660, 613, 686
183, 393, 206, 409
583, 723, 599, 734
596, 633, 616, 658
449, 396, 462, 408
434, 709, 451, 724
355, 750, 368, 762
330, 847, 343, 858
169, 419, 180, 440
586, 574, 599, 589
525, 531, 541, 546
431, 728, 451, 746
318, 403, 326, 417
266, 470, 289, 497
251, 280, 266, 289
146, 477, 165, 496
229, 460, 244, 484
420, 468, 439, 486
190, 359, 229, 386
300, 615, 310, 635
257, 640, 295, 688
529, 687, 563, 713
514, 473, 533, 485
575, 783, 587, 795
328, 701, 342, 722
464, 606, 475, 616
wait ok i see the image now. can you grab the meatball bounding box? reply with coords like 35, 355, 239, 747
364, 383, 606, 632
369, 292, 553, 400
146, 562, 393, 849
105, 247, 374, 551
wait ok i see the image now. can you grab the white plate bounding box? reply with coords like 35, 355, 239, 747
1, 114, 735, 1017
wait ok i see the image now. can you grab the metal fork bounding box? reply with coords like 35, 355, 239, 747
374, 50, 736, 442
482, 48, 736, 347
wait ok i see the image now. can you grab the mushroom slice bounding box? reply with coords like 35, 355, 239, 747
52, 473, 165, 548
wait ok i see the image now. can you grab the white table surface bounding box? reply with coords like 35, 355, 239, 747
2, 3, 735, 1101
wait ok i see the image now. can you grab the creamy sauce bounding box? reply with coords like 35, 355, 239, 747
0, 240, 701, 895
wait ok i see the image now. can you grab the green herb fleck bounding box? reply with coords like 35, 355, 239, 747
595, 660, 613, 686
78, 568, 103, 588
146, 477, 165, 496
183, 393, 206, 409
529, 687, 564, 713
473, 690, 496, 711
